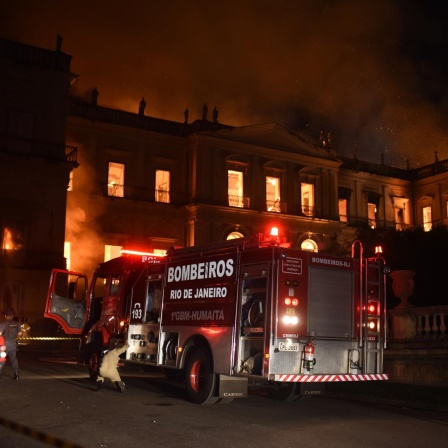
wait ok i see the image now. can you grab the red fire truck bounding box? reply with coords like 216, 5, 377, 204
45, 232, 389, 404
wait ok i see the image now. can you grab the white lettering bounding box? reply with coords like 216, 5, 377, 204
167, 258, 234, 283
311, 256, 351, 268
194, 287, 227, 299
170, 309, 225, 321
183, 289, 192, 298
197, 262, 205, 279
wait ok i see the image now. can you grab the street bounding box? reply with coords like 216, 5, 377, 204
0, 348, 447, 448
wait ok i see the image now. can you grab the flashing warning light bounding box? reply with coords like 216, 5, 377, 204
284, 297, 291, 305
291, 298, 299, 306
270, 227, 279, 237
121, 249, 164, 257
374, 246, 383, 255
368, 320, 377, 330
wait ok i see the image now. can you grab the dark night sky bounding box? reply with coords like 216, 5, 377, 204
2, 0, 448, 168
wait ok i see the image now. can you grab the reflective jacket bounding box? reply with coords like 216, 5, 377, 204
0, 335, 6, 363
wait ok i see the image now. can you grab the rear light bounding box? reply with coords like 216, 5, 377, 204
366, 300, 380, 334
282, 315, 299, 325
368, 300, 380, 315
282, 293, 299, 325
284, 297, 299, 306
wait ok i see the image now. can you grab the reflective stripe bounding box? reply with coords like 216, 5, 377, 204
274, 373, 389, 382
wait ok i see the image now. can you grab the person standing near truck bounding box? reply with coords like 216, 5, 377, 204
0, 309, 22, 380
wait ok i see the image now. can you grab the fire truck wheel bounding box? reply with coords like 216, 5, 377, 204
185, 348, 219, 405
268, 382, 300, 401
87, 341, 102, 382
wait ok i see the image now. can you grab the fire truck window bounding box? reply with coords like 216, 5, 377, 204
238, 274, 267, 376
146, 282, 162, 322
110, 277, 120, 296
241, 277, 266, 331
90, 276, 107, 322
50, 273, 86, 329
93, 276, 107, 299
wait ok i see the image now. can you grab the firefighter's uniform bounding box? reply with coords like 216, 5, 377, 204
0, 335, 6, 372
96, 342, 129, 392
0, 311, 22, 380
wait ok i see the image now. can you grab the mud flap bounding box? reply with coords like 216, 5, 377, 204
298, 382, 325, 397
218, 375, 248, 399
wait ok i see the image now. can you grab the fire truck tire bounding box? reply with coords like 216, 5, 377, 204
268, 382, 301, 401
87, 341, 102, 382
185, 348, 219, 405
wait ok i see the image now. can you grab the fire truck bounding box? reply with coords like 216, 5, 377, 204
45, 232, 389, 404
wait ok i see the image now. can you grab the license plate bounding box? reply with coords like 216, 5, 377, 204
278, 342, 299, 352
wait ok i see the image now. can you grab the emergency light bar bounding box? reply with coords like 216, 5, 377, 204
121, 249, 165, 257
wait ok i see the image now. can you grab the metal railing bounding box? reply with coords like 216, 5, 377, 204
301, 205, 315, 217
227, 195, 251, 208
104, 184, 189, 205
266, 200, 287, 213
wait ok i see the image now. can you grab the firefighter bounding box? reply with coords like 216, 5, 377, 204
95, 342, 129, 392
19, 317, 31, 348
0, 334, 6, 375
0, 309, 23, 380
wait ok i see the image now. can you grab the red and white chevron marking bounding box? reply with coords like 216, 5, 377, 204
274, 373, 389, 382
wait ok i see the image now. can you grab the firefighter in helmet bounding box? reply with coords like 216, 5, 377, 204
0, 309, 23, 380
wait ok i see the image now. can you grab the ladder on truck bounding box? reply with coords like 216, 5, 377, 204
352, 241, 387, 374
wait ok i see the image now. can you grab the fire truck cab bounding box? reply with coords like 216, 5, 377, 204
45, 234, 389, 404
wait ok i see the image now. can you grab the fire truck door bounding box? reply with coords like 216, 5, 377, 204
235, 265, 269, 377
129, 272, 162, 325
44, 269, 88, 334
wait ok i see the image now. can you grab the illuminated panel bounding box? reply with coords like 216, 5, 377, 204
276, 252, 307, 338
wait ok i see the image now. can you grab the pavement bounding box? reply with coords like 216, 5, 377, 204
19, 341, 448, 413
324, 380, 448, 412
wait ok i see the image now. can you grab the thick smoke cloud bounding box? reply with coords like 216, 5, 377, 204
2, 0, 448, 167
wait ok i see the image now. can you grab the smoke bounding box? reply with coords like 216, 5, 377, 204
65, 159, 105, 273
2, 0, 448, 167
